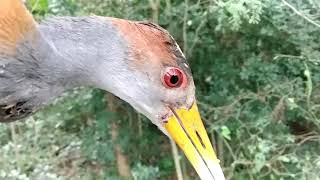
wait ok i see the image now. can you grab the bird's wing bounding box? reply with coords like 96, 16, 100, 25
0, 0, 53, 122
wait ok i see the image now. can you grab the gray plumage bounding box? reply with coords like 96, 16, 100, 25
0, 16, 194, 128
0, 16, 129, 121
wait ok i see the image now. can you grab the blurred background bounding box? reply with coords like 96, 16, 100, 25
0, 0, 320, 179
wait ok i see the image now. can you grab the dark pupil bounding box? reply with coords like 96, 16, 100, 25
170, 75, 179, 85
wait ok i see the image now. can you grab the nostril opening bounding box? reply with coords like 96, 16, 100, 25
196, 130, 206, 149
161, 114, 169, 123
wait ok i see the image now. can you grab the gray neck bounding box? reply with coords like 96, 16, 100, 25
39, 16, 129, 90
0, 16, 129, 110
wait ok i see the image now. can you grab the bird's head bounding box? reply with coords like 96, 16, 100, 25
93, 18, 225, 180
0, 0, 224, 178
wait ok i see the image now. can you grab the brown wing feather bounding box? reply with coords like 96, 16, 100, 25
0, 0, 37, 55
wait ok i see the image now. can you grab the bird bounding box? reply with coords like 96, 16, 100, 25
0, 0, 225, 179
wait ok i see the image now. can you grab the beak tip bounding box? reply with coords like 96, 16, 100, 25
197, 159, 225, 180
210, 162, 225, 180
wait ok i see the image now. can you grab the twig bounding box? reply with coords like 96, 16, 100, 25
187, 0, 214, 57
222, 138, 236, 161
107, 94, 132, 178
217, 136, 224, 166
297, 135, 320, 146
304, 62, 312, 110
187, 18, 207, 57
282, 0, 320, 28
273, 54, 305, 60
183, 0, 189, 54
149, 0, 160, 23
170, 140, 184, 180
10, 123, 20, 168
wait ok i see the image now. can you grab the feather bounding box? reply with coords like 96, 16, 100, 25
0, 0, 59, 122
0, 0, 37, 55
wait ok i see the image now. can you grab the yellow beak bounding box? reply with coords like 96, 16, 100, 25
165, 101, 225, 180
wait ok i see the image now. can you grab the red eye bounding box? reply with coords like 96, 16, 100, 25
163, 67, 184, 88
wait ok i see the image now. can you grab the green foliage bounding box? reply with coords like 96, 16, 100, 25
0, 0, 319, 179
27, 0, 49, 14
132, 163, 159, 180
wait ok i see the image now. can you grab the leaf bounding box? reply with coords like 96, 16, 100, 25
28, 0, 48, 13
287, 97, 298, 110
221, 126, 231, 140
277, 156, 290, 163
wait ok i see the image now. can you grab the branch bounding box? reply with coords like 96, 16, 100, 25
107, 94, 132, 179
282, 0, 320, 28
170, 140, 184, 180
182, 0, 189, 54
10, 123, 21, 168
